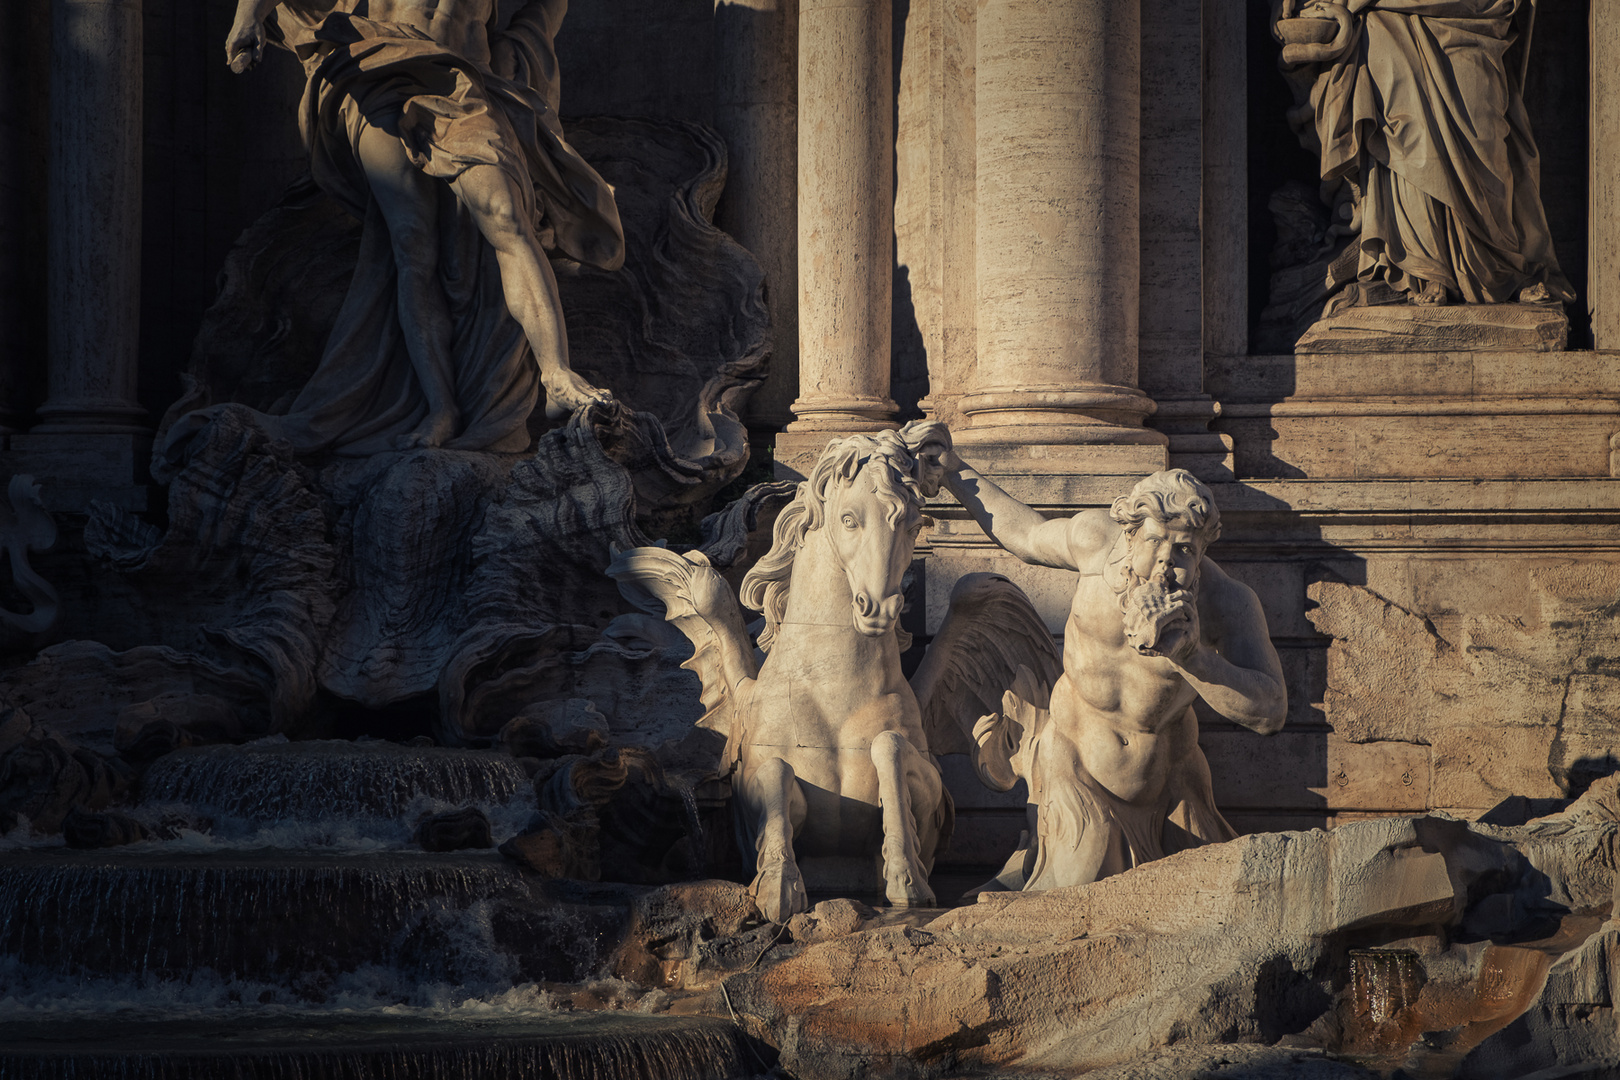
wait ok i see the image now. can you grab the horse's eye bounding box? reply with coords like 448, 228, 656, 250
842, 513, 858, 529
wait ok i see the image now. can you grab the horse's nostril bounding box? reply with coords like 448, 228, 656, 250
854, 593, 873, 616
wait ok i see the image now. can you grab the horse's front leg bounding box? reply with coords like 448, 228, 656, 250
870, 730, 941, 908
739, 755, 809, 922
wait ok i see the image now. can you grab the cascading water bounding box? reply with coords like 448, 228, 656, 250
0, 850, 614, 990
0, 738, 754, 1078
0, 1014, 752, 1080
133, 738, 536, 848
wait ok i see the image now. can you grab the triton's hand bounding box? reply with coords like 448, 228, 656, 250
900, 419, 958, 498
226, 19, 265, 74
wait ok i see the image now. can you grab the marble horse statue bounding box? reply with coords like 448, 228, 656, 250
609, 423, 1060, 920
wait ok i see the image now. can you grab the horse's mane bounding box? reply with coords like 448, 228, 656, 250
739, 430, 924, 653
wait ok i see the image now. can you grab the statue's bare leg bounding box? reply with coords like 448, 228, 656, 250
356, 125, 460, 449
449, 164, 611, 419
740, 756, 808, 922
870, 730, 940, 908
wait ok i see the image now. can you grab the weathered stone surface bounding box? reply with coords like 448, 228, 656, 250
61, 806, 149, 849
786, 898, 875, 946
1080, 1043, 1379, 1080
500, 813, 601, 882
0, 728, 127, 834
613, 880, 766, 989
414, 807, 494, 853
712, 813, 1615, 1078
1308, 574, 1620, 811
0, 475, 58, 643
1296, 302, 1569, 355
499, 700, 609, 758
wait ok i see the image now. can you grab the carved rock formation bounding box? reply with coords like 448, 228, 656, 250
414, 806, 496, 852
700, 805, 1618, 1078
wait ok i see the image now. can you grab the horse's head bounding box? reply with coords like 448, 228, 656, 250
740, 423, 951, 650
820, 440, 927, 637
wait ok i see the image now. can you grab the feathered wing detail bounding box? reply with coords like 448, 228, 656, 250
606, 545, 758, 771
911, 573, 1062, 757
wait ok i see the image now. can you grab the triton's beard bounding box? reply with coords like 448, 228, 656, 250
1115, 559, 1200, 655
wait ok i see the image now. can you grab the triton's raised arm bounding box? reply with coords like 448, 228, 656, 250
929, 447, 1109, 572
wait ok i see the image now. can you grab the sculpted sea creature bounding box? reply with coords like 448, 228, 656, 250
609, 423, 1059, 920
0, 476, 59, 636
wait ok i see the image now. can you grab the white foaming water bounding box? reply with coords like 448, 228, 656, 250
0, 959, 564, 1023
0, 738, 542, 854
117, 785, 538, 853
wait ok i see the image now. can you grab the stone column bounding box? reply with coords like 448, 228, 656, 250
713, 0, 800, 434
1594, 0, 1620, 351
781, 0, 895, 456
959, 0, 1163, 466
10, 0, 152, 510
35, 0, 146, 434
1202, 0, 1248, 359
0, 1, 48, 436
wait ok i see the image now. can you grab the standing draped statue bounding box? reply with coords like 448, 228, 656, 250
1276, 0, 1573, 312
168, 0, 625, 459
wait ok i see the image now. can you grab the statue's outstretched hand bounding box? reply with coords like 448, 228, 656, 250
226, 19, 266, 74
900, 420, 959, 498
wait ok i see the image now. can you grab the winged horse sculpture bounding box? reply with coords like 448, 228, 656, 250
608, 422, 1060, 920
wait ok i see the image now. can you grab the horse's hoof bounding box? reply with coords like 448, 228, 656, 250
885, 873, 937, 909
750, 861, 808, 923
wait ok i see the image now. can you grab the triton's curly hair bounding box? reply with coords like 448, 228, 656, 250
1108, 469, 1221, 547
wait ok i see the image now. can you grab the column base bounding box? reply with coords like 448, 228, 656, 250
785, 395, 898, 433
774, 427, 900, 481
6, 431, 157, 512
956, 384, 1166, 448
777, 394, 901, 479
31, 399, 148, 436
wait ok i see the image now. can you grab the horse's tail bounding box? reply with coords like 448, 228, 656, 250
607, 545, 758, 772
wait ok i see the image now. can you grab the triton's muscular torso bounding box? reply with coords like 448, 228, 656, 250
1054, 566, 1206, 805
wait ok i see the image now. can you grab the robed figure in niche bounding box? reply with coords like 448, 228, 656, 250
1276, 0, 1573, 311
170, 0, 625, 459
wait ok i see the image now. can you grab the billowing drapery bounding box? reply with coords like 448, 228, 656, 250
164, 0, 623, 461
1304, 0, 1572, 304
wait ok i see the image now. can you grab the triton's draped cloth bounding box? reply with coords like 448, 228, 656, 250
165, 0, 623, 460
1304, 0, 1571, 304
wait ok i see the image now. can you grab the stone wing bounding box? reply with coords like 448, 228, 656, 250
911, 572, 1061, 757
606, 545, 759, 762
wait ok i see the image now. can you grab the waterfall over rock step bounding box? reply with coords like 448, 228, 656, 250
0, 1014, 751, 1080
0, 850, 628, 995
135, 740, 535, 847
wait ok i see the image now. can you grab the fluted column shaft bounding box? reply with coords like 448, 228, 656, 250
960, 0, 1160, 446
36, 0, 145, 434
787, 0, 895, 432
714, 0, 800, 431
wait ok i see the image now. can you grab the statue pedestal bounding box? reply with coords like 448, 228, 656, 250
4, 432, 155, 513
1296, 302, 1569, 354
